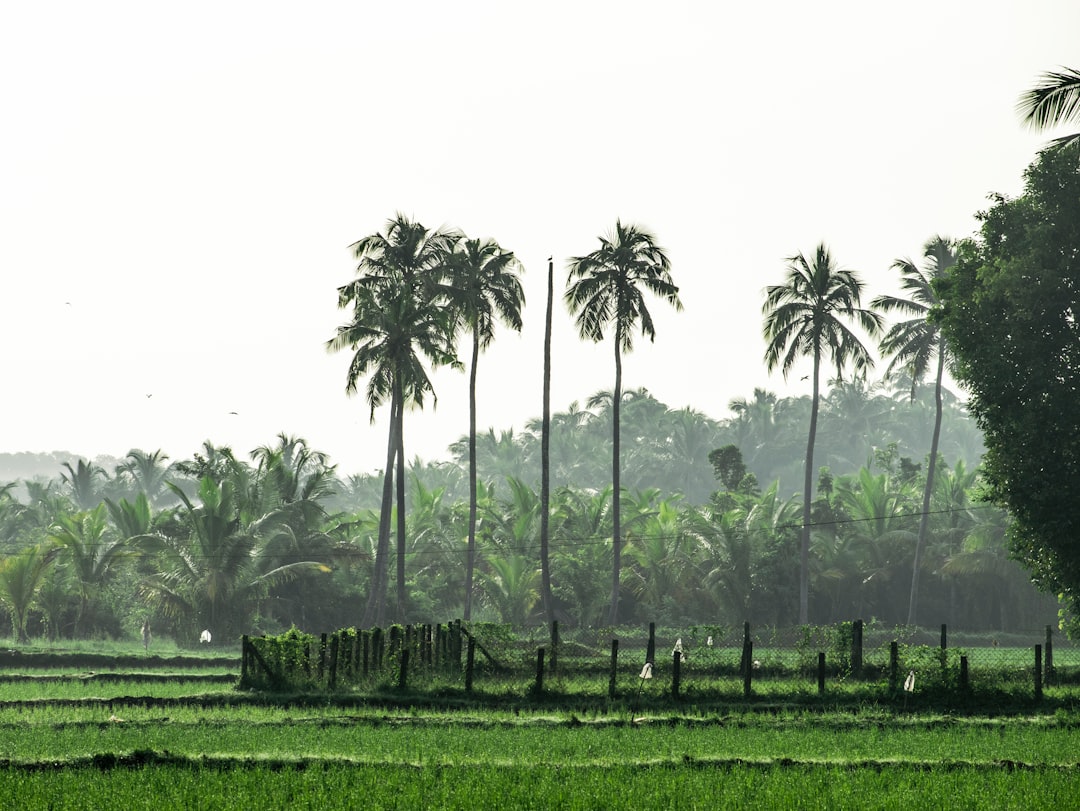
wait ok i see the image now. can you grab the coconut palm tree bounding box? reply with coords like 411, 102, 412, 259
0, 545, 59, 642
873, 235, 958, 626
566, 221, 682, 625
762, 243, 881, 623
47, 504, 133, 637
443, 235, 525, 621
137, 477, 330, 642
1017, 66, 1080, 149
327, 214, 458, 625
60, 459, 108, 510
115, 449, 176, 508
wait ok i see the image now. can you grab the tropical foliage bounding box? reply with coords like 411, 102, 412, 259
0, 374, 1053, 644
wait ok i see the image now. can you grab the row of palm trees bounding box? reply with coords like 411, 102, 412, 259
327, 217, 683, 628
762, 238, 958, 624
326, 210, 965, 630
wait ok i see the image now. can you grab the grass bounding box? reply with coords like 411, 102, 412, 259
5, 635, 1080, 808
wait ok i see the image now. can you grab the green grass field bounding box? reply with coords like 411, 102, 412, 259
2, 639, 1080, 809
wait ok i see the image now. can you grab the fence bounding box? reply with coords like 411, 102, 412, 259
239, 620, 1080, 701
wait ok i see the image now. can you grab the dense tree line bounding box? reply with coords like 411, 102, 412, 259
0, 385, 1054, 644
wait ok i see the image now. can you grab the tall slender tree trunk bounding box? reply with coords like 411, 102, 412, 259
464, 324, 481, 622
907, 345, 945, 626
395, 395, 407, 624
362, 392, 399, 628
800, 353, 821, 625
608, 335, 623, 626
539, 257, 554, 624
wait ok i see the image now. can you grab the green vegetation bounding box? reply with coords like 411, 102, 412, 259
936, 142, 1080, 630
3, 658, 1080, 809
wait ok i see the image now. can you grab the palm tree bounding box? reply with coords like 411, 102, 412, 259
0, 545, 59, 642
873, 235, 958, 626
115, 449, 175, 508
60, 459, 108, 510
444, 235, 525, 621
1017, 66, 1080, 149
566, 221, 682, 625
327, 214, 458, 626
762, 243, 881, 623
138, 477, 330, 642
47, 504, 133, 637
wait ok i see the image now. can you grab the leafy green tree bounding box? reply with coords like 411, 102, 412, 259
935, 143, 1080, 625
762, 243, 882, 623
444, 235, 525, 621
1017, 66, 1080, 149
327, 215, 458, 625
566, 222, 682, 625
0, 545, 58, 642
873, 236, 958, 626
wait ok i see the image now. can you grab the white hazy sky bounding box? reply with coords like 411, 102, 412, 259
2, 1, 1077, 476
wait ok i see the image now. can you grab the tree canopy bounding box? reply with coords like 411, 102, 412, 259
935, 143, 1080, 624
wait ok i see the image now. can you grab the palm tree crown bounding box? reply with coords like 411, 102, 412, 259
763, 244, 881, 381
1017, 66, 1080, 149
872, 236, 956, 398
566, 221, 681, 352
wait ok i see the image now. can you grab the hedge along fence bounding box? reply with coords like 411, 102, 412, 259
239, 620, 1075, 702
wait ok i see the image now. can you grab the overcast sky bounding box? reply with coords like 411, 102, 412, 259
2, 1, 1077, 476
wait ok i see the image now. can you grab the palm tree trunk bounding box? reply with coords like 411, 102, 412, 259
464, 324, 480, 621
539, 258, 554, 624
362, 391, 399, 628
395, 395, 407, 624
609, 337, 623, 626
801, 354, 821, 624
907, 345, 945, 626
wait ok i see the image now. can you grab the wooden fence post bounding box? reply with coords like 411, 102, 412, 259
534, 648, 545, 693
646, 622, 656, 665
743, 641, 753, 698
818, 651, 826, 695
608, 639, 619, 699
241, 635, 249, 683
378, 626, 388, 670
318, 633, 328, 681
454, 619, 463, 669
889, 641, 899, 694
328, 633, 340, 689
740, 621, 751, 675
398, 647, 410, 691
465, 635, 476, 693
960, 655, 969, 692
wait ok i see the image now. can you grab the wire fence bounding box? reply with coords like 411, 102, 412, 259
239, 620, 1079, 701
